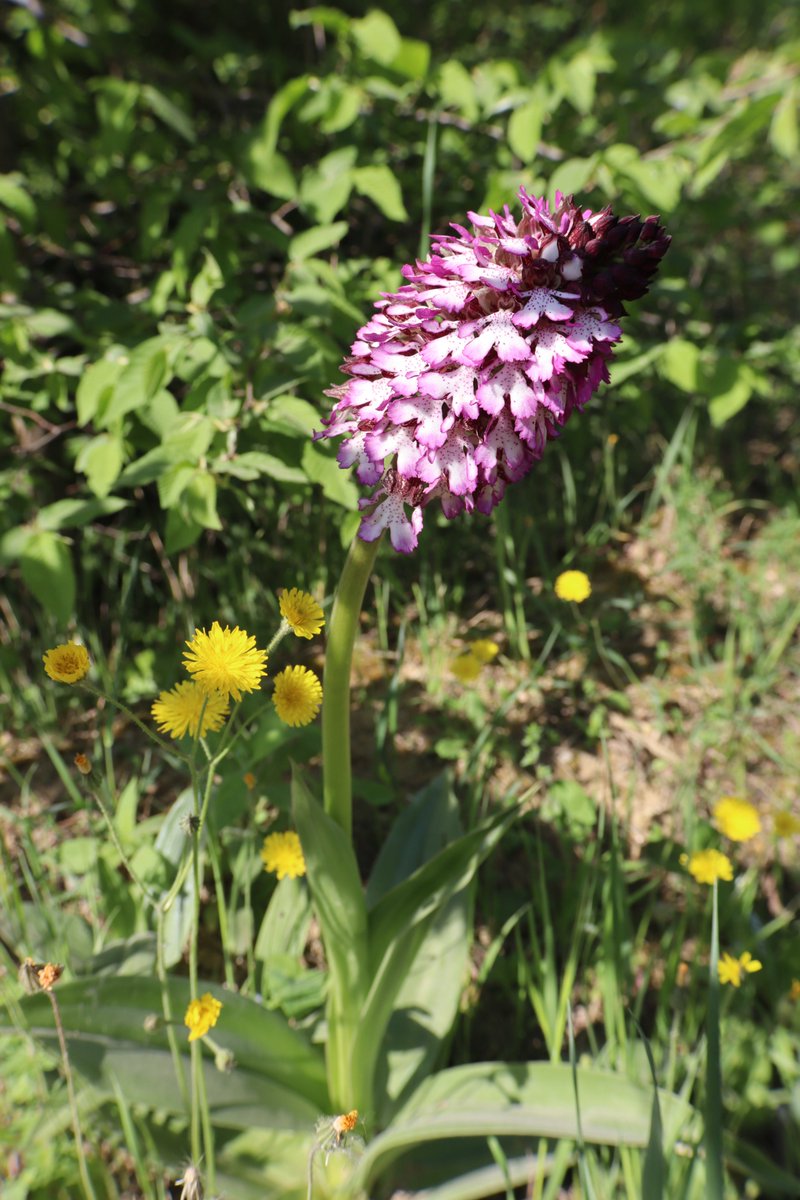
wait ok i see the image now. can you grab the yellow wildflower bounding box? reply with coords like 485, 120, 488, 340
183, 621, 267, 702
279, 588, 325, 639
470, 639, 500, 664
450, 653, 482, 683
774, 810, 800, 838
243, 771, 256, 791
554, 570, 592, 603
43, 642, 90, 684
151, 681, 229, 739
184, 993, 222, 1041
683, 848, 734, 886
718, 951, 762, 988
713, 796, 761, 842
272, 665, 323, 727
790, 980, 800, 1001
261, 831, 306, 880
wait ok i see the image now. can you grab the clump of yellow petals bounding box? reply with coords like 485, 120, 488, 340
554, 570, 592, 603
151, 681, 230, 739
450, 653, 482, 683
682, 848, 734, 886
260, 830, 306, 880
718, 951, 762, 987
713, 796, 761, 842
451, 638, 500, 682
272, 665, 323, 727
470, 639, 500, 663
183, 621, 267, 702
774, 810, 800, 838
184, 992, 222, 1041
279, 588, 325, 639
43, 642, 90, 684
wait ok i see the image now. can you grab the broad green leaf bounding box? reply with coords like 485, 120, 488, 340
367, 805, 515, 966
75, 433, 124, 496
508, 95, 544, 163
244, 147, 297, 201
659, 338, 701, 393
301, 443, 360, 509
352, 165, 408, 222
352, 1061, 696, 1195
154, 789, 196, 967
367, 778, 470, 1118
157, 461, 196, 508
261, 396, 320, 437
351, 10, 401, 66
214, 451, 307, 485
254, 876, 314, 963
291, 768, 368, 1003
246, 75, 310, 163
289, 221, 349, 262
162, 412, 216, 461
19, 530, 75, 623
352, 806, 516, 1110
770, 84, 799, 159
366, 774, 460, 906
549, 155, 598, 199
299, 146, 357, 224
98, 338, 172, 428
437, 60, 480, 123
37, 495, 129, 531
12, 975, 328, 1119
390, 37, 431, 81
0, 173, 36, 227
114, 776, 140, 845
164, 506, 203, 554
708, 359, 756, 427
189, 249, 224, 309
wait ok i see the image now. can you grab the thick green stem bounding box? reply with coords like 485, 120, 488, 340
322, 534, 381, 837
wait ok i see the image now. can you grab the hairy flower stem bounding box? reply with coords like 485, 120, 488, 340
46, 988, 97, 1200
705, 879, 724, 1198
322, 534, 382, 836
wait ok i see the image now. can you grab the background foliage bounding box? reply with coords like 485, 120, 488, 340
1, 0, 799, 1197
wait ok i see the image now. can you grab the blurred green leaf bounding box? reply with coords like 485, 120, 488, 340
352, 165, 408, 221
19, 530, 75, 623
289, 221, 349, 262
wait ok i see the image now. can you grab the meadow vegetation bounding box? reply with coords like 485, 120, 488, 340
1, 1, 799, 1198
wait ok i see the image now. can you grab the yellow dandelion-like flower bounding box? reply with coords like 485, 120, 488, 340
554, 570, 592, 604
279, 588, 325, 639
43, 642, 90, 684
470, 639, 500, 664
450, 652, 482, 683
683, 848, 734, 886
260, 830, 306, 880
718, 951, 762, 988
151, 681, 230, 740
183, 621, 267, 702
790, 979, 800, 1001
713, 796, 761, 842
272, 665, 322, 727
774, 810, 800, 838
184, 992, 222, 1041
243, 771, 256, 791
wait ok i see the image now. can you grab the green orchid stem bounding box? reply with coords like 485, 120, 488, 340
322, 533, 381, 837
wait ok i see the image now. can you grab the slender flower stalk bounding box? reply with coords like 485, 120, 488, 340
322, 534, 382, 835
